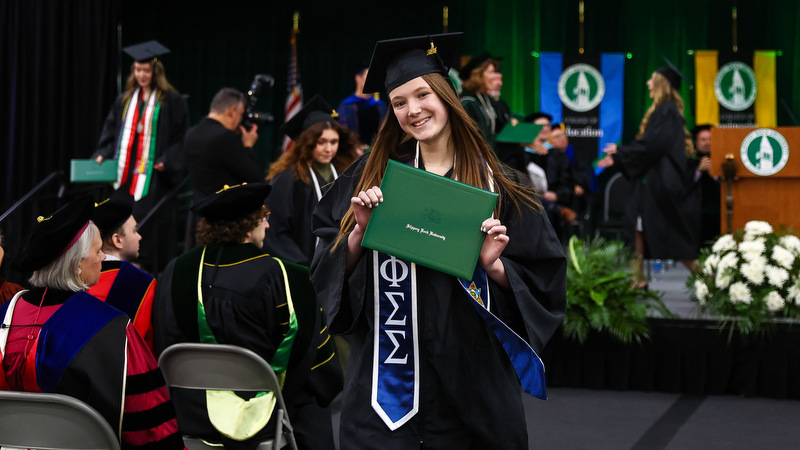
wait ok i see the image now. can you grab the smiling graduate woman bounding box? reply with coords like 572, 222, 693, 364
310, 33, 567, 449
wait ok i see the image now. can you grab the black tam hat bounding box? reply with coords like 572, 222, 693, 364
458, 52, 502, 81
192, 183, 271, 222
362, 33, 463, 95
12, 195, 95, 272
92, 192, 134, 239
656, 55, 686, 90
523, 112, 553, 123
281, 95, 338, 141
123, 40, 170, 63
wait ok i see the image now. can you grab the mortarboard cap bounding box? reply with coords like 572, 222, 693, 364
12, 196, 95, 272
193, 183, 271, 222
281, 95, 338, 141
123, 40, 170, 63
692, 124, 712, 135
523, 112, 553, 124
362, 32, 463, 95
458, 52, 503, 81
92, 191, 134, 239
655, 55, 686, 90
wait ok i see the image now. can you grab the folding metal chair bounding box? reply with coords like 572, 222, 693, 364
158, 343, 298, 450
0, 390, 121, 450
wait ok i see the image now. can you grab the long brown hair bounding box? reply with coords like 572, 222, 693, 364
267, 120, 360, 184
461, 59, 498, 93
637, 72, 695, 157
334, 72, 539, 249
123, 60, 176, 101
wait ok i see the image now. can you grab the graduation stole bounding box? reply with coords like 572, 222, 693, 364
371, 149, 547, 430
308, 163, 339, 202
115, 87, 161, 200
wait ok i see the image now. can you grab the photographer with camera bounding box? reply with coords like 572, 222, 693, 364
185, 87, 265, 201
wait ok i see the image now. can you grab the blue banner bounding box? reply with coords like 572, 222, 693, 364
539, 53, 625, 178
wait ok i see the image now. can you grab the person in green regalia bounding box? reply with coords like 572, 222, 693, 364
152, 182, 341, 450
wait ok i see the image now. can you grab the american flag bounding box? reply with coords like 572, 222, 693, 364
283, 12, 303, 152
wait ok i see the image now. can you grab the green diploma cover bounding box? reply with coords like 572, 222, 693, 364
70, 159, 118, 183
361, 160, 499, 280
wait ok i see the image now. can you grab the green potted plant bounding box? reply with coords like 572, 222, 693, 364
687, 220, 800, 337
563, 235, 671, 345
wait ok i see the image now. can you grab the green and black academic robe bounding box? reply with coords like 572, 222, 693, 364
152, 243, 341, 450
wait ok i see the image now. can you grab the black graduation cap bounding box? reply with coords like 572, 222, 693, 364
12, 196, 95, 272
281, 95, 337, 141
523, 112, 553, 123
92, 191, 134, 239
192, 183, 271, 222
458, 52, 503, 81
656, 55, 686, 90
362, 32, 463, 95
123, 40, 170, 63
691, 123, 712, 141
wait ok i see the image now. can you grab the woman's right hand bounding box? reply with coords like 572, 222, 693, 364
95, 155, 104, 165
345, 186, 383, 273
351, 186, 383, 232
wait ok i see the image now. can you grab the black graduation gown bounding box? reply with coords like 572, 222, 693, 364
152, 244, 341, 450
546, 149, 576, 207
613, 102, 699, 259
265, 168, 330, 266
94, 90, 190, 211
310, 152, 566, 449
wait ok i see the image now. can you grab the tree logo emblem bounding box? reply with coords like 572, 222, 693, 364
557, 64, 605, 112
740, 128, 789, 176
714, 62, 757, 111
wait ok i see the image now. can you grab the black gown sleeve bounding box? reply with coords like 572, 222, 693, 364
265, 170, 314, 266
156, 92, 190, 185
309, 156, 369, 335
613, 103, 683, 180
492, 173, 567, 352
94, 95, 126, 159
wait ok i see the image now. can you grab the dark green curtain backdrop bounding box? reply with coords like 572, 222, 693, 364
116, 0, 800, 165
3, 0, 800, 206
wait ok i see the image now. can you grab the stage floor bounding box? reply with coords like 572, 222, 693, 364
647, 261, 705, 319
524, 387, 800, 449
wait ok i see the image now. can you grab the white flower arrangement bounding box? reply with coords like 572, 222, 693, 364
688, 221, 800, 334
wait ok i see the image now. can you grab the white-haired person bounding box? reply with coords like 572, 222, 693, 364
1, 195, 185, 449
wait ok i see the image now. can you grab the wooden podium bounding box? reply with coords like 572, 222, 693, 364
710, 127, 800, 233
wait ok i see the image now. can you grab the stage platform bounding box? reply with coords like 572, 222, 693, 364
526, 263, 800, 449
541, 263, 800, 399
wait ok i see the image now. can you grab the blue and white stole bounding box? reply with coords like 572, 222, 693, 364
371, 144, 547, 431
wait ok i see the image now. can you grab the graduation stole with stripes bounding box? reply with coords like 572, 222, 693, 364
371, 149, 547, 431
115, 87, 162, 200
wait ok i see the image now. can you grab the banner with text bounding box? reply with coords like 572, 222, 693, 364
539, 53, 625, 175
694, 50, 776, 127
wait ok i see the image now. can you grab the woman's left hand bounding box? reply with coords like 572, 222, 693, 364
479, 218, 509, 288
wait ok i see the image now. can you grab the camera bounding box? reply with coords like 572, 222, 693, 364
241, 74, 275, 130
